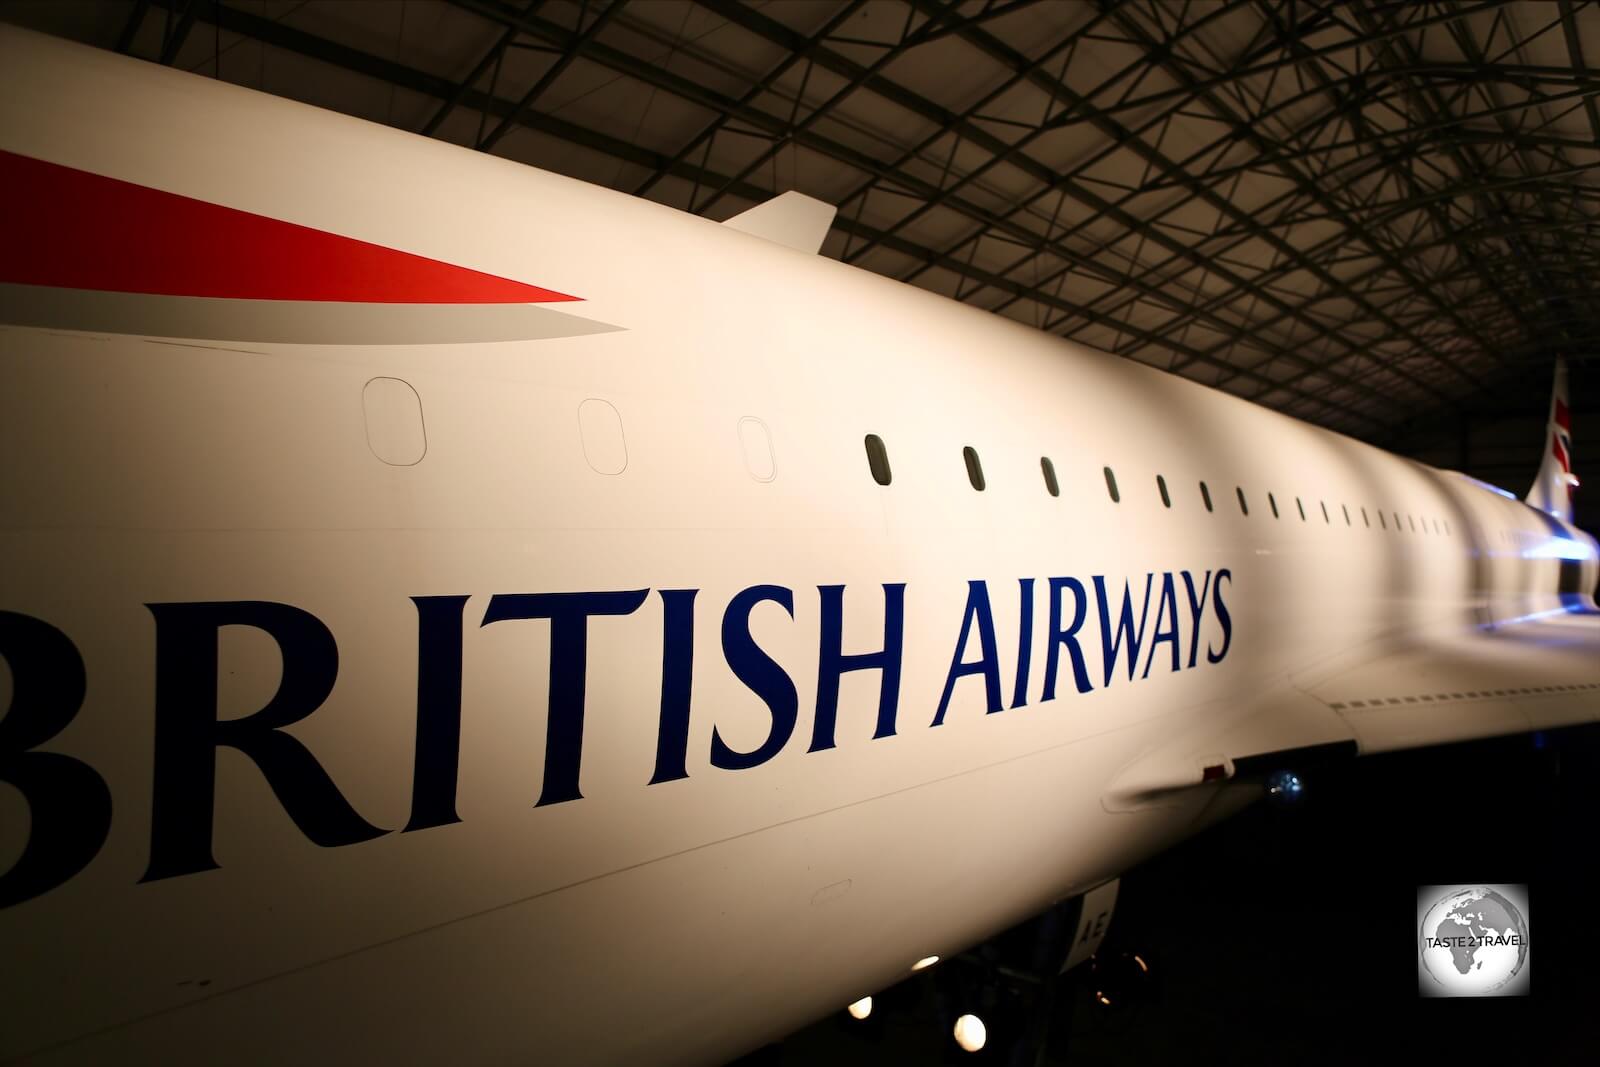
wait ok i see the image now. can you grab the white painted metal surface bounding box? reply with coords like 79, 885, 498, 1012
0, 26, 1597, 1067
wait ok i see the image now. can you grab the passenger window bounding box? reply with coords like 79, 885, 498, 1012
1200, 481, 1213, 512
1157, 474, 1171, 508
963, 446, 986, 491
578, 397, 627, 476
362, 376, 427, 466
1342, 504, 1351, 525
1393, 511, 1402, 531
1296, 497, 1306, 521
737, 416, 776, 482
1379, 511, 1387, 529
1104, 467, 1120, 503
864, 434, 892, 486
1320, 501, 1330, 523
1236, 487, 1249, 515
1269, 492, 1279, 518
1041, 457, 1060, 497
1408, 514, 1416, 532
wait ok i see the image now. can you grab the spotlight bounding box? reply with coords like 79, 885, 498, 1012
846, 996, 872, 1021
1265, 769, 1303, 799
952, 1013, 987, 1053
911, 955, 940, 972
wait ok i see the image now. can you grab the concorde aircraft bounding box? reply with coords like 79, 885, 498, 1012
1, 23, 1597, 1067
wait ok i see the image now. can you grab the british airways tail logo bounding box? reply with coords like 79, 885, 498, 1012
0, 569, 1232, 907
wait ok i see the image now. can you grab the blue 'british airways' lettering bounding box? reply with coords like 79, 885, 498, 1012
0, 568, 1233, 905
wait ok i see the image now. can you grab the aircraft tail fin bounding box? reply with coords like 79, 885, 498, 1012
1526, 358, 1577, 523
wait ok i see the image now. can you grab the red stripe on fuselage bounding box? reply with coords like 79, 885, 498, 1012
1555, 397, 1572, 433
0, 150, 577, 303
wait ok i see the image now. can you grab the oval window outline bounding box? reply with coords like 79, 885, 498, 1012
738, 416, 776, 482
362, 376, 426, 466
578, 398, 628, 476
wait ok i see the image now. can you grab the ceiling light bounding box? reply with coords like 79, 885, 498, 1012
952, 1013, 987, 1053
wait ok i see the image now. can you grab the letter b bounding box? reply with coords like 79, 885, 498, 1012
0, 611, 112, 908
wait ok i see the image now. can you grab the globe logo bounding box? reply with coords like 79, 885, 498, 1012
1417, 885, 1530, 996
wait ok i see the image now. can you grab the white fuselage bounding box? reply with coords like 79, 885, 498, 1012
1, 27, 1596, 1066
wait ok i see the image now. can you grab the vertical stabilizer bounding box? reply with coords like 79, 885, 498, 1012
1526, 358, 1577, 522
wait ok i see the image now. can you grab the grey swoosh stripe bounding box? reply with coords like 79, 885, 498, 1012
0, 284, 622, 344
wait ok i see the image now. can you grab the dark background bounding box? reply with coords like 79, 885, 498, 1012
736, 722, 1600, 1066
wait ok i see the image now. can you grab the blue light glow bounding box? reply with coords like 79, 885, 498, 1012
1459, 474, 1519, 500
1266, 770, 1303, 799
1483, 606, 1575, 628
1522, 536, 1597, 561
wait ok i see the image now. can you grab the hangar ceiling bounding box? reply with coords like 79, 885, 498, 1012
7, 0, 1599, 454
